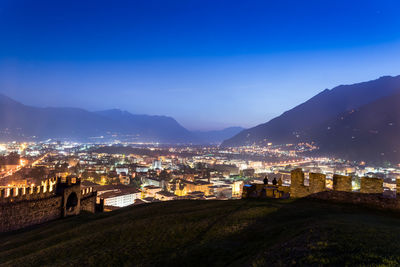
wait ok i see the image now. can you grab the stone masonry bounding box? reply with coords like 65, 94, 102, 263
360, 177, 383, 194
309, 173, 326, 194
333, 174, 352, 192
0, 177, 97, 233
290, 168, 310, 198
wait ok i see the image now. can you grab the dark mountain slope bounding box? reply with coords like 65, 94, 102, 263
95, 109, 197, 143
308, 92, 400, 164
0, 94, 240, 144
0, 94, 118, 140
222, 75, 400, 147
0, 95, 194, 143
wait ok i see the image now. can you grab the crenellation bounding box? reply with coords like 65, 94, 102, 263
81, 187, 94, 197
397, 179, 400, 194
333, 174, 352, 192
309, 172, 326, 194
289, 169, 390, 206
9, 188, 15, 198
0, 177, 97, 233
290, 168, 310, 198
360, 177, 383, 194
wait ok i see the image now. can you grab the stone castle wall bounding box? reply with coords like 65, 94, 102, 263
287, 168, 400, 211
0, 195, 63, 232
290, 170, 388, 198
289, 169, 309, 198
0, 177, 97, 233
80, 187, 97, 213
397, 179, 400, 194
360, 177, 383, 194
290, 169, 390, 197
332, 174, 352, 192
309, 173, 326, 194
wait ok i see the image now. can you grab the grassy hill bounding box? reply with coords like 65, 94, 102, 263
2, 198, 400, 266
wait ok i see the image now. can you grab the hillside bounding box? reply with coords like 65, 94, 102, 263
0, 94, 118, 141
2, 199, 400, 266
95, 109, 196, 143
0, 94, 189, 143
222, 75, 400, 148
308, 92, 400, 164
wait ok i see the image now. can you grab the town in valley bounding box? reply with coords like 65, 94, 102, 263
1, 140, 398, 211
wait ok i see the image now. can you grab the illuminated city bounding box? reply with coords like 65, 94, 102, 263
1, 140, 399, 208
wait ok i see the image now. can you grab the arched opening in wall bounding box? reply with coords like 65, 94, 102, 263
66, 192, 78, 212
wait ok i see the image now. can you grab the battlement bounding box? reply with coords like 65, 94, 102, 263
289, 168, 386, 198
360, 177, 383, 194
0, 177, 58, 203
289, 168, 309, 198
81, 187, 95, 197
333, 174, 352, 192
0, 176, 97, 232
242, 184, 290, 199
58, 176, 81, 186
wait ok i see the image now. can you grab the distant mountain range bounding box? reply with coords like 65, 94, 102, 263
0, 94, 243, 144
222, 75, 400, 164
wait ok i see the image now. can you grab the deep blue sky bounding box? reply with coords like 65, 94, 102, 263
1, 0, 400, 130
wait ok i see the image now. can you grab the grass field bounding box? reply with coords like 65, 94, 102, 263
1, 198, 400, 266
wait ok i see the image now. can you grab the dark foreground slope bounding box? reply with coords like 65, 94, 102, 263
2, 199, 400, 266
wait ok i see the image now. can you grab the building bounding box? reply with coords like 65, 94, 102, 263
119, 173, 130, 185
155, 191, 177, 201
96, 185, 141, 208
173, 179, 212, 197
143, 185, 162, 197
152, 160, 162, 170
116, 166, 129, 175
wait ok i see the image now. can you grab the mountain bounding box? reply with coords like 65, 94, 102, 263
222, 75, 400, 147
0, 94, 241, 144
308, 92, 400, 164
193, 126, 245, 144
95, 109, 196, 143
222, 75, 400, 163
0, 94, 119, 141
0, 94, 196, 143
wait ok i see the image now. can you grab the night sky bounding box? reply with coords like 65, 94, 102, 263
1, 0, 400, 130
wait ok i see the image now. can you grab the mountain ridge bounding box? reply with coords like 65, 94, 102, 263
0, 94, 240, 144
222, 75, 400, 163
